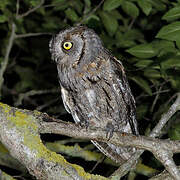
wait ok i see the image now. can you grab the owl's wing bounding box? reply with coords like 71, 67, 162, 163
109, 57, 138, 135
61, 86, 81, 123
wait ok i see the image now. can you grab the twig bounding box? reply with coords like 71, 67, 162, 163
16, 0, 20, 18
150, 93, 180, 138
0, 23, 16, 96
16, 0, 45, 19
150, 86, 163, 113
36, 98, 59, 111
110, 93, 180, 179
15, 89, 59, 106
128, 18, 136, 30
76, 0, 105, 26
15, 32, 52, 39
40, 120, 180, 179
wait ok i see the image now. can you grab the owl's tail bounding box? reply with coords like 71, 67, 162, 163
91, 140, 135, 164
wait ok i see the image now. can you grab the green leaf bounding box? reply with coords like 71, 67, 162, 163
136, 104, 148, 120
156, 21, 180, 42
121, 1, 139, 18
103, 0, 123, 11
71, 0, 83, 14
0, 15, 7, 23
84, 0, 91, 14
160, 56, 180, 69
144, 69, 161, 79
176, 40, 180, 49
65, 8, 79, 22
135, 60, 153, 68
53, 0, 69, 11
126, 44, 158, 58
137, 0, 152, 16
168, 123, 180, 140
0, 0, 11, 10
108, 10, 123, 20
149, 0, 166, 11
169, 76, 180, 90
162, 6, 180, 21
151, 40, 177, 56
30, 0, 40, 7
99, 11, 118, 36
130, 76, 152, 95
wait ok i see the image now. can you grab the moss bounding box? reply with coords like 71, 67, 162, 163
1, 171, 16, 180
0, 102, 107, 180
0, 102, 10, 114
0, 142, 8, 153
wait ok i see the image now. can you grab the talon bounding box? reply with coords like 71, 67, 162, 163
78, 120, 89, 130
105, 122, 114, 140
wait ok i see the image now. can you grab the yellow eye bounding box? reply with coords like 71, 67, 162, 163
63, 42, 73, 50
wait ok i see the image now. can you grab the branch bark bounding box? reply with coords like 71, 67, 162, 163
110, 93, 180, 179
0, 102, 107, 180
0, 23, 16, 95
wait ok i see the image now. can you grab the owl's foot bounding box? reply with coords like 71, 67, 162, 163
105, 122, 115, 140
78, 120, 89, 130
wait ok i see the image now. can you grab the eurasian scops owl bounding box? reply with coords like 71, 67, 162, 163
49, 26, 138, 164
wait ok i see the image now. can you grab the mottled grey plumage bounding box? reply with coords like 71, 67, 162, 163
49, 26, 138, 164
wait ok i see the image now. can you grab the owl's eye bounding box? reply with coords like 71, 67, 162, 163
63, 42, 73, 50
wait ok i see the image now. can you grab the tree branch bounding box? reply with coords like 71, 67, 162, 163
16, 0, 45, 19
0, 23, 16, 96
76, 0, 105, 26
15, 32, 52, 39
0, 96, 180, 179
110, 93, 180, 179
0, 102, 107, 180
150, 92, 180, 138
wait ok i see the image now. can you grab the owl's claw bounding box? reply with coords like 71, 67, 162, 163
78, 120, 89, 130
105, 122, 115, 140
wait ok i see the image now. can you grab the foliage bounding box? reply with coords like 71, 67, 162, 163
0, 0, 180, 179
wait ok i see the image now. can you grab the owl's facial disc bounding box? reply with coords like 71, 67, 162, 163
49, 26, 103, 66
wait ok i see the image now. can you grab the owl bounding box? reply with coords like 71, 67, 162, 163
49, 26, 138, 164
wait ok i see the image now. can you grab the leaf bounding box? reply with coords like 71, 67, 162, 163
71, 0, 83, 14
162, 6, 180, 21
151, 40, 177, 56
121, 1, 139, 18
103, 0, 123, 11
108, 10, 123, 20
136, 104, 148, 120
156, 21, 180, 42
30, 0, 40, 7
65, 8, 79, 22
53, 0, 69, 11
130, 76, 152, 95
0, 0, 11, 10
168, 123, 180, 140
176, 40, 180, 49
126, 44, 158, 58
149, 0, 166, 11
169, 76, 180, 90
137, 0, 152, 16
144, 69, 161, 79
84, 0, 91, 14
135, 60, 153, 68
99, 11, 118, 36
160, 56, 180, 69
0, 15, 7, 23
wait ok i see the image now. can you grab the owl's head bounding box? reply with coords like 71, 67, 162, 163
49, 26, 103, 66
